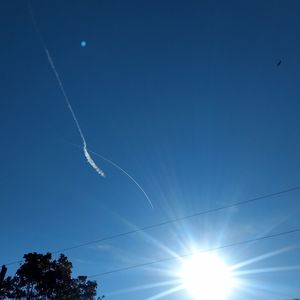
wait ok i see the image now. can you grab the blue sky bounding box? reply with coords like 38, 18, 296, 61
1, 0, 300, 299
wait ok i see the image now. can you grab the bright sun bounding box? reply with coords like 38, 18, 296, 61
180, 253, 235, 300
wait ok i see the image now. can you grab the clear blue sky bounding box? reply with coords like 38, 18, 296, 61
1, 1, 300, 299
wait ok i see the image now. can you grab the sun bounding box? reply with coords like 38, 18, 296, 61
180, 253, 235, 300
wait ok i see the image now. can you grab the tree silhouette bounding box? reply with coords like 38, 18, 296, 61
0, 252, 103, 300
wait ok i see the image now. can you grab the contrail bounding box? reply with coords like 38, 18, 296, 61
29, 3, 153, 208
90, 149, 154, 209
70, 142, 154, 209
29, 2, 105, 177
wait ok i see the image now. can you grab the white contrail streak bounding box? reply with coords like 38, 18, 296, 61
29, 3, 153, 208
89, 149, 154, 208
70, 142, 154, 209
45, 50, 105, 177
29, 3, 105, 177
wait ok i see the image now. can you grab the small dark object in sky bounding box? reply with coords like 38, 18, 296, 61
277, 60, 282, 66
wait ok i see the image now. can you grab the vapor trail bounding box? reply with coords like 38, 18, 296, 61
90, 149, 154, 208
70, 142, 154, 209
29, 3, 153, 208
29, 3, 105, 177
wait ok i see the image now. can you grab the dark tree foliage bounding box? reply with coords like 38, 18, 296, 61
0, 253, 104, 300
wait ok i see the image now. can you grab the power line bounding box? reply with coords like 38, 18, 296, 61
88, 228, 300, 278
3, 186, 300, 266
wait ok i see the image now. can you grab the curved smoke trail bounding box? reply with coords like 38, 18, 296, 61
70, 142, 154, 209
89, 149, 154, 209
29, 3, 153, 208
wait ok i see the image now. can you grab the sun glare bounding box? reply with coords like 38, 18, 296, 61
180, 253, 235, 300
